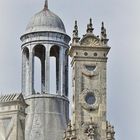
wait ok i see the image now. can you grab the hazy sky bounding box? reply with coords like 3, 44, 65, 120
0, 0, 140, 139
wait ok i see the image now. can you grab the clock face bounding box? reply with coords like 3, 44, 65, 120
85, 93, 96, 105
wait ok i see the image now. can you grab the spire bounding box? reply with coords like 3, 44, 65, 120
101, 22, 106, 37
73, 20, 78, 38
101, 22, 109, 45
106, 122, 115, 140
44, 0, 48, 10
86, 18, 94, 34
72, 20, 80, 44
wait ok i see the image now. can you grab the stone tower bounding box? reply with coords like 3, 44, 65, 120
64, 20, 115, 140
0, 1, 116, 140
20, 1, 70, 140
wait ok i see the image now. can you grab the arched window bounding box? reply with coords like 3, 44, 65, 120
33, 45, 46, 94
50, 45, 60, 94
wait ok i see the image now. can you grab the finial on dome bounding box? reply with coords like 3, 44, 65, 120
44, 0, 48, 10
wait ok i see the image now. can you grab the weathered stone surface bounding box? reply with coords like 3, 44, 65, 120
0, 2, 116, 140
65, 20, 115, 140
25, 94, 69, 140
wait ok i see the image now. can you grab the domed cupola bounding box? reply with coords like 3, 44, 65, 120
25, 1, 66, 34
21, 1, 70, 140
21, 0, 70, 96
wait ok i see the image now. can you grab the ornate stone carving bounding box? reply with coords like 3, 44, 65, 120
80, 35, 101, 47
101, 22, 109, 45
82, 64, 98, 77
86, 18, 94, 34
79, 89, 100, 111
72, 21, 80, 45
106, 121, 115, 140
83, 118, 97, 140
85, 124, 97, 140
63, 121, 77, 140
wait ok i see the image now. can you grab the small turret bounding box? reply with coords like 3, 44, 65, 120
101, 22, 109, 45
86, 18, 94, 34
106, 121, 115, 140
72, 20, 80, 45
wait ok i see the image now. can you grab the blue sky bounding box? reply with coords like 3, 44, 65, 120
0, 0, 140, 139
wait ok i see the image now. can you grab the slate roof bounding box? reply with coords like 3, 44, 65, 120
0, 93, 24, 103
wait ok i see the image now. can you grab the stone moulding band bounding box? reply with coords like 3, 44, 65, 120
24, 94, 69, 102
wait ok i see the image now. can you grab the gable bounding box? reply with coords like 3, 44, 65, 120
80, 35, 101, 47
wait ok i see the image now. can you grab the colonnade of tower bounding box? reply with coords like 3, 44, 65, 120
20, 1, 70, 140
21, 41, 69, 96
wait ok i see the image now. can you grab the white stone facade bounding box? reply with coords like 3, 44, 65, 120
0, 2, 115, 140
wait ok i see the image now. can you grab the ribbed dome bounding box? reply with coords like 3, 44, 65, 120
25, 8, 66, 34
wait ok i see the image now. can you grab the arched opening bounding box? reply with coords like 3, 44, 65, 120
33, 45, 46, 94
34, 57, 41, 93
22, 47, 29, 93
50, 45, 60, 94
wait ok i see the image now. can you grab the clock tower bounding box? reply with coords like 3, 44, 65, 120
64, 20, 115, 140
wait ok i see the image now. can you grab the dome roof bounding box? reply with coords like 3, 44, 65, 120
25, 7, 66, 34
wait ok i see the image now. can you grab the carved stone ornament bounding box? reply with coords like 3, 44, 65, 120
63, 121, 77, 140
79, 89, 100, 111
85, 124, 97, 140
106, 121, 115, 140
82, 64, 98, 77
80, 35, 101, 47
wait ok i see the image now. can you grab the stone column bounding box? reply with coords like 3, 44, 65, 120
45, 44, 50, 93
29, 47, 34, 95
22, 50, 26, 94
56, 53, 59, 93
41, 54, 45, 93
59, 47, 64, 96
64, 48, 69, 96
22, 47, 30, 95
